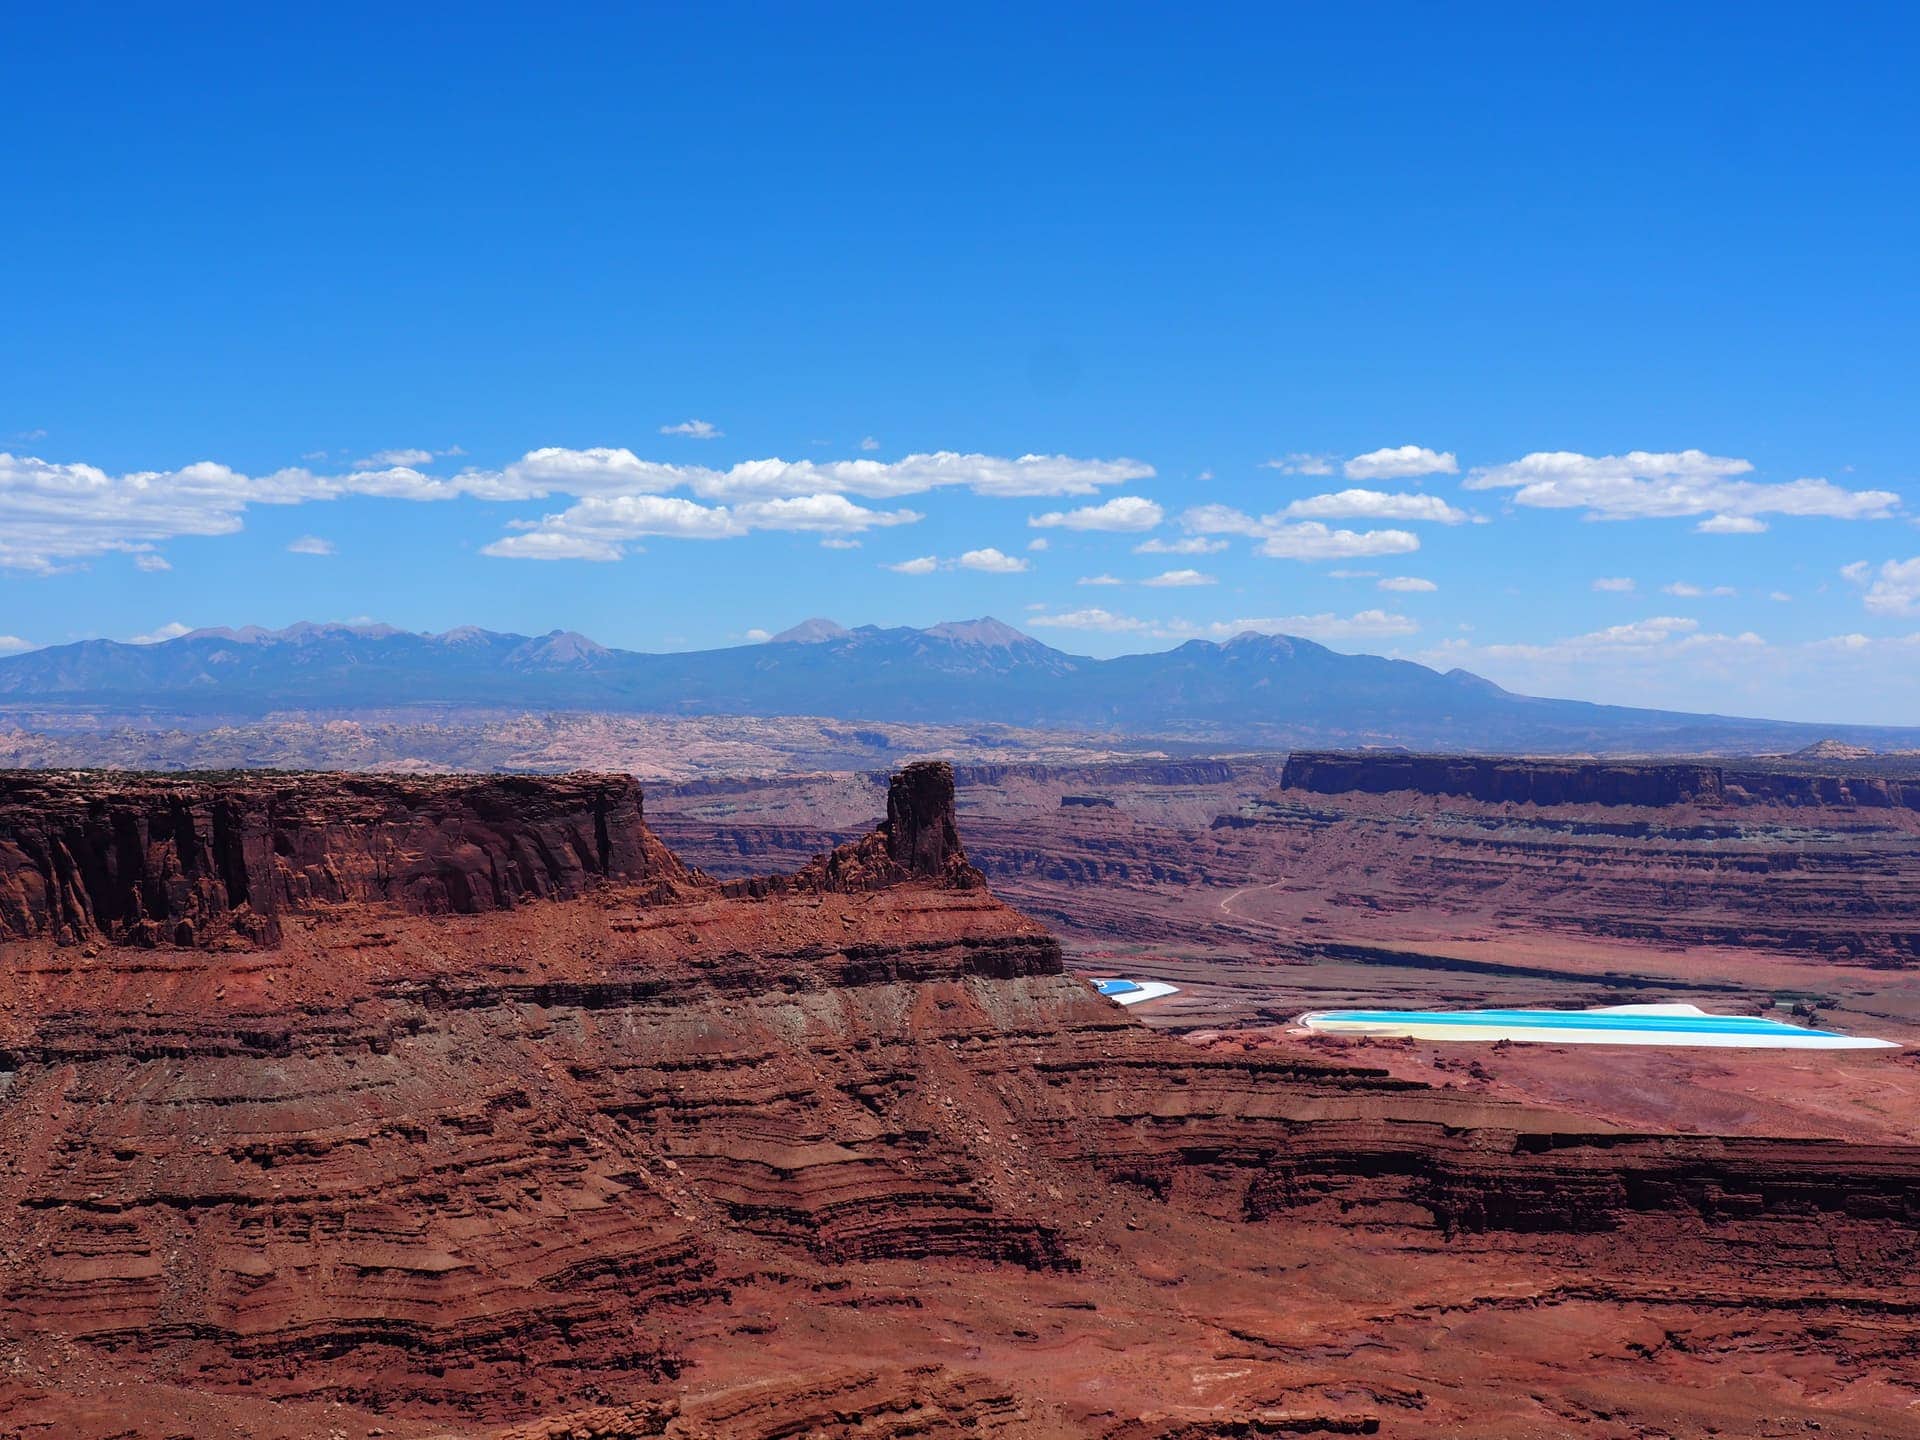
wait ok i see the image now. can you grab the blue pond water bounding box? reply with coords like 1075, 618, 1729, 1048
1312, 1007, 1812, 1036
1094, 979, 1143, 997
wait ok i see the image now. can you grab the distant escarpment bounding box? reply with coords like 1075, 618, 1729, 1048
1283, 750, 1920, 809
1224, 752, 1920, 964
0, 770, 687, 948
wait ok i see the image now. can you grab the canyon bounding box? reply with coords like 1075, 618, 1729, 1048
2, 761, 1919, 1437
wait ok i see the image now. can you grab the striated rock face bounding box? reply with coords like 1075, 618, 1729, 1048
0, 771, 686, 948
3, 763, 1920, 1437
1283, 749, 1920, 809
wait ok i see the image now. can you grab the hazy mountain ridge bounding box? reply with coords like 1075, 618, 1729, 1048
3, 618, 1917, 754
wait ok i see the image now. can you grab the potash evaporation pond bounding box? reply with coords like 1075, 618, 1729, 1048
1296, 1002, 1898, 1050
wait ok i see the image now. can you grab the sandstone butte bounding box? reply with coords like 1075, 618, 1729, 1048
1, 763, 1918, 1439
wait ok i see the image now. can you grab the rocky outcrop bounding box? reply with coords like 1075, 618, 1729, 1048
721, 761, 984, 896
1283, 750, 1920, 810
0, 770, 687, 947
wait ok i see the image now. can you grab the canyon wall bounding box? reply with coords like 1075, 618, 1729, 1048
1282, 749, 1920, 809
0, 771, 687, 948
3, 764, 1920, 1437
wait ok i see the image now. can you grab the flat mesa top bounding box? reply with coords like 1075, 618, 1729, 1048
1299, 1002, 1898, 1050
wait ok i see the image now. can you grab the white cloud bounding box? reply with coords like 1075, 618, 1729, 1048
1256, 521, 1420, 560
1283, 489, 1467, 524
0, 445, 1153, 570
1141, 569, 1215, 587
1465, 449, 1898, 524
1134, 535, 1226, 555
660, 419, 723, 439
479, 531, 625, 562
1343, 445, 1459, 480
0, 635, 34, 653
1077, 574, 1123, 586
958, 547, 1029, 574
1328, 568, 1378, 579
1592, 577, 1637, 593
1697, 513, 1768, 534
130, 621, 192, 645
1770, 591, 1793, 602
819, 536, 862, 549
486, 492, 919, 560
1662, 581, 1736, 598
1856, 557, 1920, 616
134, 553, 172, 572
1261, 453, 1336, 476
1026, 608, 1151, 633
1023, 607, 1416, 643
733, 494, 922, 532
1029, 495, 1165, 531
287, 535, 335, 556
1841, 560, 1872, 584
1181, 504, 1421, 560
353, 447, 435, 470
744, 628, 772, 642
885, 555, 938, 575
1378, 576, 1437, 592
1027, 538, 1049, 553
859, 436, 880, 452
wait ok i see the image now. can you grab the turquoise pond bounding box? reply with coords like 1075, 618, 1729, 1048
1310, 1008, 1815, 1035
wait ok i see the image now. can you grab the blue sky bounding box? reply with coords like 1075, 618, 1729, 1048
4, 4, 1919, 723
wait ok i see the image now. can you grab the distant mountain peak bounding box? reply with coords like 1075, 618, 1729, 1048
770, 618, 852, 644
922, 617, 1035, 648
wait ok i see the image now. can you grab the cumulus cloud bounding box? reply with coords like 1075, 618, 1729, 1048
744, 628, 772, 642
1141, 569, 1215, 587
1025, 608, 1416, 643
479, 531, 626, 562
1697, 513, 1768, 534
1465, 449, 1898, 524
483, 492, 921, 560
134, 553, 172, 572
1592, 577, 1637, 593
1343, 445, 1459, 480
1181, 504, 1421, 560
1135, 535, 1226, 555
1029, 495, 1164, 531
1077, 574, 1123, 586
958, 547, 1029, 574
1282, 489, 1467, 524
0, 635, 35, 653
1851, 556, 1920, 616
0, 445, 1151, 571
287, 535, 335, 556
859, 436, 880, 452
353, 447, 436, 470
1378, 576, 1437, 592
1256, 521, 1420, 560
659, 419, 723, 439
1261, 453, 1336, 476
819, 537, 862, 549
1026, 607, 1152, 633
1027, 537, 1049, 551
885, 555, 939, 575
1662, 581, 1736, 598
130, 621, 193, 645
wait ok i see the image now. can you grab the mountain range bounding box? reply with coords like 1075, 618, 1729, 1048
2, 617, 1915, 754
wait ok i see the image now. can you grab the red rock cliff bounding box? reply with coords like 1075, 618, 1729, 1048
1283, 749, 1920, 809
0, 770, 686, 947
